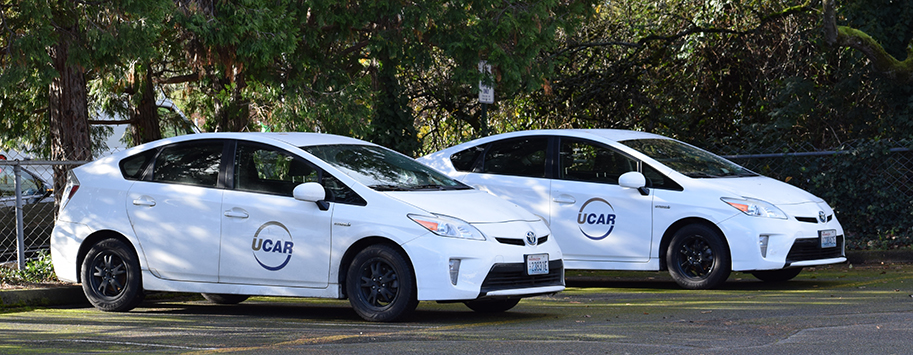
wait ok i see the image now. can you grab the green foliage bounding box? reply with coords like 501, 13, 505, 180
731, 140, 913, 250
0, 251, 58, 284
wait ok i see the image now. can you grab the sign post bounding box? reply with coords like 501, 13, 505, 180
478, 61, 494, 136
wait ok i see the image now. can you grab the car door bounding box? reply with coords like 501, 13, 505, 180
459, 136, 552, 221
125, 140, 226, 282
549, 137, 654, 263
218, 142, 332, 287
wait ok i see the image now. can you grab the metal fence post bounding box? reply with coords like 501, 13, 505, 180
14, 162, 25, 270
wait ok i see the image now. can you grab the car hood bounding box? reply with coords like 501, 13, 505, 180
695, 176, 825, 205
383, 189, 542, 224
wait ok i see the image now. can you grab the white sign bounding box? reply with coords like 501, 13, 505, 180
478, 61, 494, 104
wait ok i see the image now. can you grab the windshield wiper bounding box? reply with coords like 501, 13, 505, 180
684, 172, 722, 178
409, 184, 472, 191
369, 184, 412, 191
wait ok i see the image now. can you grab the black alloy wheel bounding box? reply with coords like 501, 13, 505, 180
666, 224, 731, 289
81, 238, 145, 312
346, 244, 418, 322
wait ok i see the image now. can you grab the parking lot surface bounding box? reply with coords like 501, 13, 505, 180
1, 264, 911, 354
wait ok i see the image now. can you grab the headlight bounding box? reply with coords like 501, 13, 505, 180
408, 214, 486, 241
721, 197, 788, 219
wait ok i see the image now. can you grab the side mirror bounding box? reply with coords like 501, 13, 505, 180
293, 182, 330, 210
619, 171, 650, 196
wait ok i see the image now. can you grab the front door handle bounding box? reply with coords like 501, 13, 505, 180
224, 208, 249, 219
553, 194, 576, 204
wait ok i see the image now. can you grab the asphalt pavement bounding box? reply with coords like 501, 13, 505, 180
2, 250, 911, 308
1, 258, 912, 354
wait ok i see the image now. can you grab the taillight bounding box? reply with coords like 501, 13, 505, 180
61, 171, 80, 210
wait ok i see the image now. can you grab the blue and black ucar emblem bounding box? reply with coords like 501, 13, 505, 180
251, 221, 295, 271
577, 198, 617, 240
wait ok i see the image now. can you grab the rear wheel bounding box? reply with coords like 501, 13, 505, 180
201, 293, 250, 304
666, 224, 731, 289
751, 267, 803, 283
346, 245, 418, 322
463, 298, 521, 313
81, 238, 145, 312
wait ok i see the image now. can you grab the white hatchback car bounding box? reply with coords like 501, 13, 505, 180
419, 129, 846, 289
51, 133, 563, 321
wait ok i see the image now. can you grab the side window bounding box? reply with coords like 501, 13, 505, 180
324, 173, 367, 206
153, 142, 223, 188
481, 137, 548, 178
235, 143, 318, 196
643, 164, 684, 191
0, 167, 14, 197
559, 138, 636, 184
120, 151, 155, 180
450, 146, 484, 172
0, 168, 43, 197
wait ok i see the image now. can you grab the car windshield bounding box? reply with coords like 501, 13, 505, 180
302, 144, 471, 191
620, 138, 757, 178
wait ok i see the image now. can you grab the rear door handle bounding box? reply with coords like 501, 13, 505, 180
553, 194, 576, 204
132, 197, 156, 207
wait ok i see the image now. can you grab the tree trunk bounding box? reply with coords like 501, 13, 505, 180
130, 62, 162, 145
48, 34, 92, 205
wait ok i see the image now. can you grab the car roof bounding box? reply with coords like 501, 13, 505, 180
124, 132, 374, 153
460, 129, 671, 146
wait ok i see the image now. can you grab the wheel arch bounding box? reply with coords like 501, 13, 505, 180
658, 217, 728, 271
75, 230, 139, 283
337, 237, 415, 299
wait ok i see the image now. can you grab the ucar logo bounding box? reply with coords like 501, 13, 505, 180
577, 198, 617, 240
251, 222, 294, 271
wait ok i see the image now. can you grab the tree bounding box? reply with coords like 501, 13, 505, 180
824, 0, 913, 83
261, 0, 595, 156
1, 0, 170, 198
170, 0, 299, 133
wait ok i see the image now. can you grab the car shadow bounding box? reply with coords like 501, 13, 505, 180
566, 275, 846, 291
135, 296, 552, 324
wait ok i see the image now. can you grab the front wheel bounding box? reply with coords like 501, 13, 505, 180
666, 224, 731, 289
751, 267, 803, 283
346, 244, 418, 322
463, 298, 521, 313
81, 238, 145, 312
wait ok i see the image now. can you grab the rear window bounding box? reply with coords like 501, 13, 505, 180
450, 146, 484, 172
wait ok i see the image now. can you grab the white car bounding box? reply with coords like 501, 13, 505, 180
419, 129, 846, 289
51, 132, 563, 321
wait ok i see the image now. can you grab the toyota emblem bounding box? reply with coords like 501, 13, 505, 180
526, 231, 538, 246
818, 211, 827, 223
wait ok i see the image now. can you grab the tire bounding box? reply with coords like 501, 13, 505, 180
666, 224, 731, 290
346, 244, 418, 322
201, 293, 250, 304
81, 238, 145, 312
751, 267, 803, 283
463, 298, 521, 313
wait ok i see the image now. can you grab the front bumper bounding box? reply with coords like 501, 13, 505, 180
403, 227, 565, 301
720, 209, 846, 272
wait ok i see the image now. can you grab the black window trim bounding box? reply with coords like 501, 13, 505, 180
230, 139, 367, 206
126, 139, 232, 189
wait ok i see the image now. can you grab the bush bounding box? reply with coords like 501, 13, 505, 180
0, 250, 58, 284
728, 140, 913, 250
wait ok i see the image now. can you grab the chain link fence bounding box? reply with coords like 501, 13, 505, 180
715, 141, 913, 250
0, 159, 84, 269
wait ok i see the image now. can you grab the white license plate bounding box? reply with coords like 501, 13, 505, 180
819, 229, 837, 248
526, 253, 549, 275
